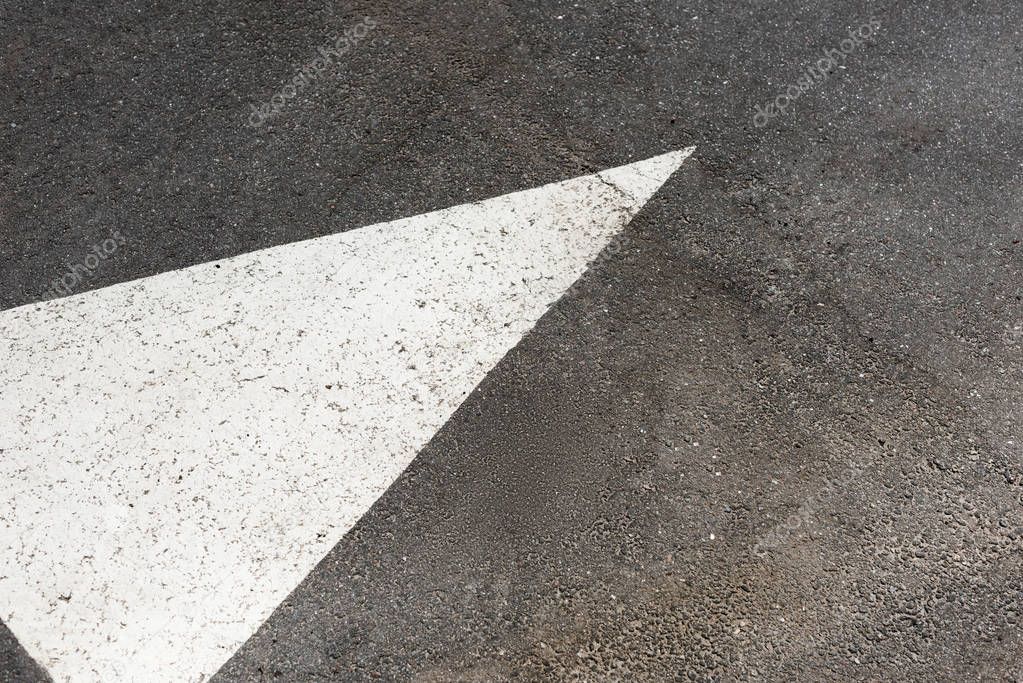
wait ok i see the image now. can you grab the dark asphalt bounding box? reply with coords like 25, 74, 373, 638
0, 621, 47, 683
3, 0, 1023, 680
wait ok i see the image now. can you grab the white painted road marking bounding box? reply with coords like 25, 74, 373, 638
0, 148, 694, 682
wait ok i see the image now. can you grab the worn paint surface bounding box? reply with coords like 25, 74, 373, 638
0, 149, 693, 682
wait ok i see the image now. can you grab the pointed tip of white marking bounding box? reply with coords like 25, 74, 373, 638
0, 146, 698, 682
596, 146, 696, 208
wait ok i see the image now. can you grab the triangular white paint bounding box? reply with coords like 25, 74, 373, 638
0, 148, 694, 682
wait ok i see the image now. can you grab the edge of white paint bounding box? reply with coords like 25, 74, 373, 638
0, 147, 694, 682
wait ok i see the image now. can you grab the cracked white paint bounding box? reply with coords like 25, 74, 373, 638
0, 148, 694, 682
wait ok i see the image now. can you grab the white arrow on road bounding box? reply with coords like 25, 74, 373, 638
0, 147, 694, 682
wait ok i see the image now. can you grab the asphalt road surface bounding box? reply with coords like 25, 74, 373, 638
2, 0, 1022, 681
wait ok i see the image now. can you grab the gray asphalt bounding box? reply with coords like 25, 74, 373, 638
3, 0, 1023, 680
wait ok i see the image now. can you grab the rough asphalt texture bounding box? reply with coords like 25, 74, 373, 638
0, 621, 47, 683
2, 0, 1022, 681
